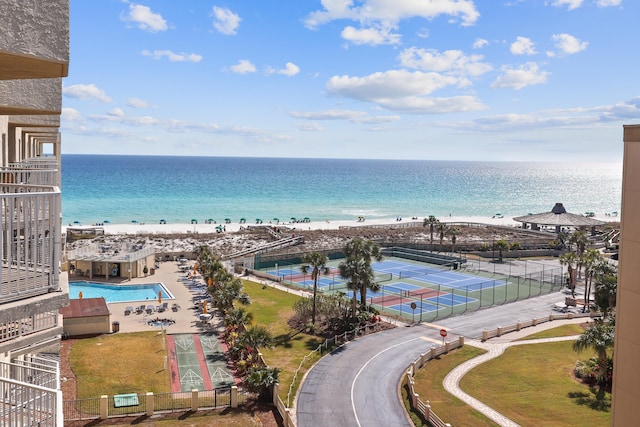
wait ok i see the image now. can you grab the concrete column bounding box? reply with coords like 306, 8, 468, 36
100, 395, 108, 419
272, 383, 279, 407
191, 389, 198, 411
231, 385, 238, 408
146, 392, 154, 416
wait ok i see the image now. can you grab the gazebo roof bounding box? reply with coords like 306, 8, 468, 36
513, 203, 605, 227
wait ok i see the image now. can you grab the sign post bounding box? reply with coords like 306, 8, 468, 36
440, 328, 447, 345
410, 302, 417, 323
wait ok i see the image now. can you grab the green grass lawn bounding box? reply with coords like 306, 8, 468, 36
408, 346, 497, 426
408, 325, 611, 426
241, 280, 325, 403
69, 331, 170, 398
460, 341, 611, 426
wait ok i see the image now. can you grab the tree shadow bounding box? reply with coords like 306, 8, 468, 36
568, 388, 611, 412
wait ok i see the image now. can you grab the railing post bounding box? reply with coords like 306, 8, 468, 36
231, 385, 238, 408
273, 383, 280, 406
100, 395, 109, 420
532, 317, 538, 326
146, 392, 154, 416
497, 326, 502, 337
482, 328, 488, 341
458, 336, 464, 347
191, 389, 198, 411
425, 400, 431, 419
549, 314, 554, 322
516, 321, 521, 331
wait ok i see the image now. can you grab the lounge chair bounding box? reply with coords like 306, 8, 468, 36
124, 306, 133, 315
171, 303, 180, 312
146, 305, 155, 314
161, 302, 169, 311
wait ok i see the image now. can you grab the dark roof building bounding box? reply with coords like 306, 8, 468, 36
513, 203, 604, 234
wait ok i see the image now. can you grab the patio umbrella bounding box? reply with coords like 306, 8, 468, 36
157, 291, 162, 304
202, 301, 207, 314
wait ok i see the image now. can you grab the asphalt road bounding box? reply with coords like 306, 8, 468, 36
296, 291, 567, 427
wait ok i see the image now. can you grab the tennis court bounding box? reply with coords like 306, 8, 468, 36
262, 253, 562, 321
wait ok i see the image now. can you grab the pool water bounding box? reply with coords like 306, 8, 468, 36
69, 282, 174, 303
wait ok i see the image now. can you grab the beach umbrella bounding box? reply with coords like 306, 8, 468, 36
73, 220, 80, 224
78, 291, 83, 299
273, 217, 279, 222
131, 219, 138, 223
225, 218, 231, 223
191, 219, 198, 224
104, 220, 110, 223
256, 218, 262, 223
157, 290, 162, 304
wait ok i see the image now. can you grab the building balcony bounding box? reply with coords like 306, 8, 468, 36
0, 183, 61, 303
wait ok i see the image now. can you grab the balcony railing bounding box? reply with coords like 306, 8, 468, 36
0, 184, 61, 303
0, 169, 60, 187
0, 357, 61, 427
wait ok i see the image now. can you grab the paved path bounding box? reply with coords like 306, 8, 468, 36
442, 318, 584, 427
296, 292, 589, 427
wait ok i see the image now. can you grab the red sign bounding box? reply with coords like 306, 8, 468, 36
440, 329, 448, 338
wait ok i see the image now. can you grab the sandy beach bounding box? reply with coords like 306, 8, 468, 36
66, 215, 522, 235
63, 213, 620, 236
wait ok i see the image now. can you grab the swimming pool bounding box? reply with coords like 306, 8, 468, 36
69, 282, 174, 303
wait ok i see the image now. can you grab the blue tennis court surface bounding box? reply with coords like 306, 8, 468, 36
387, 302, 439, 313
426, 293, 477, 307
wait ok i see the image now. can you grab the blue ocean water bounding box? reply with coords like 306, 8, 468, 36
61, 155, 622, 225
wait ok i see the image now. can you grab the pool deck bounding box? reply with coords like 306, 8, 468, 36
103, 260, 220, 335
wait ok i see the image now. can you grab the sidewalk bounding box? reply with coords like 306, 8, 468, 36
442, 317, 589, 427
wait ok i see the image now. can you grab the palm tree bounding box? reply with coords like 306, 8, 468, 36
437, 222, 449, 250
300, 251, 330, 325
338, 255, 367, 320
448, 227, 461, 254
569, 230, 589, 278
493, 239, 510, 263
239, 325, 273, 364
560, 251, 579, 298
581, 249, 602, 312
342, 238, 383, 305
592, 260, 617, 318
423, 215, 438, 245
338, 238, 383, 321
573, 319, 615, 389
224, 307, 254, 331
510, 241, 521, 258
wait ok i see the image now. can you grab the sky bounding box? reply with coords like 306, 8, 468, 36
61, 0, 638, 162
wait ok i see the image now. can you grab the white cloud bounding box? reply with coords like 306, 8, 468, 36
127, 98, 152, 109
595, 0, 621, 6
141, 50, 202, 62
277, 62, 300, 76
548, 0, 584, 10
295, 122, 324, 132
551, 33, 588, 54
398, 48, 492, 77
63, 83, 112, 103
107, 108, 125, 117
290, 109, 400, 123
212, 6, 241, 35
341, 26, 401, 46
491, 62, 549, 90
306, 0, 480, 27
473, 38, 488, 49
510, 36, 537, 55
326, 69, 486, 113
121, 4, 168, 33
61, 108, 82, 122
230, 59, 256, 74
